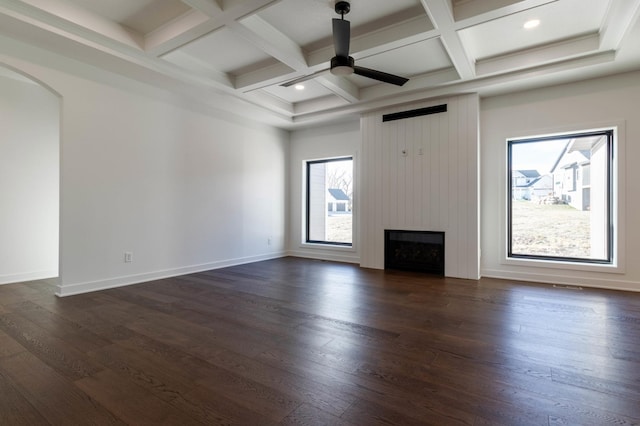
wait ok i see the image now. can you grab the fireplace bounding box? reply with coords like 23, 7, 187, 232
385, 230, 444, 275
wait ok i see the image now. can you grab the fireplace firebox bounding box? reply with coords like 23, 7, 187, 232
384, 230, 444, 275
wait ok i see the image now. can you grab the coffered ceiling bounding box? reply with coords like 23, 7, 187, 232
0, 0, 639, 128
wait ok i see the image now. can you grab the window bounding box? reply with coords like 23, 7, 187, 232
508, 130, 614, 264
306, 157, 353, 246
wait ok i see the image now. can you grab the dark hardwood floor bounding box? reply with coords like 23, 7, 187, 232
1, 257, 640, 425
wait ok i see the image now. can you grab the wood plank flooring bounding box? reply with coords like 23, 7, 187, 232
1, 257, 640, 425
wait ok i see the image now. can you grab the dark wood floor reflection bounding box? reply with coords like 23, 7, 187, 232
1, 257, 640, 425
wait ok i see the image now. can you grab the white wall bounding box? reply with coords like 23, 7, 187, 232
360, 95, 480, 279
0, 42, 289, 296
288, 120, 360, 263
481, 71, 639, 291
0, 71, 59, 285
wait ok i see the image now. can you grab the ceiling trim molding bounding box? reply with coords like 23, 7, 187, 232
476, 33, 602, 76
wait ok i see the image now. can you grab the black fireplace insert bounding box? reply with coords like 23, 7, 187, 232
384, 230, 444, 275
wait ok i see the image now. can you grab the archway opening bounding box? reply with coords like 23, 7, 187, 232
0, 66, 60, 285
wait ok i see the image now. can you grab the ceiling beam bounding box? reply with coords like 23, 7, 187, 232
599, 0, 640, 50
145, 9, 216, 56
453, 0, 558, 30
420, 0, 475, 80
160, 50, 233, 86
452, 0, 556, 23
145, 0, 282, 56
235, 62, 300, 92
316, 74, 360, 103
0, 0, 143, 50
228, 15, 307, 70
180, 0, 222, 16
243, 90, 294, 116
307, 16, 438, 67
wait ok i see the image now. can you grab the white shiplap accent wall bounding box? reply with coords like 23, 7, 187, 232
360, 94, 480, 280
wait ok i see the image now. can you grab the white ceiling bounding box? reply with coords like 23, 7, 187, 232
0, 0, 639, 129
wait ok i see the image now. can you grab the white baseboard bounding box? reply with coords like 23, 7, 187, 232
287, 249, 360, 264
481, 268, 640, 293
55, 252, 287, 297
0, 269, 58, 286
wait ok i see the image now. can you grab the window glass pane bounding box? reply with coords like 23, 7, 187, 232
307, 158, 353, 245
509, 131, 612, 263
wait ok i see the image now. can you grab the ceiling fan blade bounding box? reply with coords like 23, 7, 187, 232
279, 69, 329, 87
332, 18, 350, 57
353, 66, 409, 86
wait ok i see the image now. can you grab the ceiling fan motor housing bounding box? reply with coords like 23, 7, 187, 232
335, 1, 350, 15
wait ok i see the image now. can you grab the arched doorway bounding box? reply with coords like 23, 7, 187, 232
0, 66, 60, 285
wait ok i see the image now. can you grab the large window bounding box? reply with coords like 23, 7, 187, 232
508, 130, 614, 264
306, 157, 353, 246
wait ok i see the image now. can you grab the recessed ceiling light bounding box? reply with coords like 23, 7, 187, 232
524, 19, 540, 29
295, 84, 305, 90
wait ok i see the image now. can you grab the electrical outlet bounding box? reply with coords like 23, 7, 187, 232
124, 251, 133, 263
267, 237, 272, 246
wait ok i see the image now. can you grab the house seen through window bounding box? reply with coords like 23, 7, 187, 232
508, 130, 614, 263
306, 157, 353, 246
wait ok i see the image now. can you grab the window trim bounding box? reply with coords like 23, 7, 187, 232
503, 124, 624, 274
305, 156, 353, 247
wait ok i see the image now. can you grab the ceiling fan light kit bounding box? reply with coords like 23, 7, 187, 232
330, 56, 355, 75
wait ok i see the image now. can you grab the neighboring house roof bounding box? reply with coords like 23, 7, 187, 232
550, 138, 597, 173
514, 175, 554, 188
514, 169, 540, 178
328, 188, 350, 201
555, 151, 590, 171
549, 140, 572, 173
515, 177, 542, 188
568, 135, 603, 153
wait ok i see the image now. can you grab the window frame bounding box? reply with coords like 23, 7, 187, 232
506, 129, 615, 266
305, 156, 354, 247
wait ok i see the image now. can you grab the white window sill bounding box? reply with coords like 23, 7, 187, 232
503, 256, 624, 274
300, 242, 356, 252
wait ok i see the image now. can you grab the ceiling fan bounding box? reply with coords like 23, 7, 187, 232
281, 0, 409, 87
